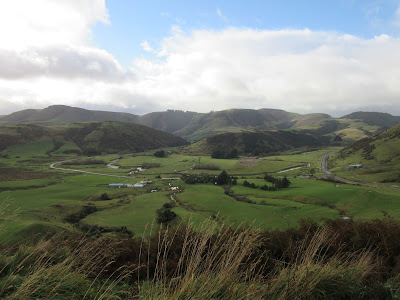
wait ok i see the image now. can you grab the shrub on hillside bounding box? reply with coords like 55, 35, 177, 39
154, 150, 167, 158
141, 162, 161, 169
62, 159, 106, 165
193, 163, 220, 170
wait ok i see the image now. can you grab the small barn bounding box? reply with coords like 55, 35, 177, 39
108, 183, 126, 188
349, 164, 363, 169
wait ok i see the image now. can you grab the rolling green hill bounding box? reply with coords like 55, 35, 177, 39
0, 121, 188, 156
330, 123, 400, 183
185, 130, 328, 156
137, 110, 200, 133
2, 105, 399, 143
174, 109, 333, 141
341, 111, 400, 128
0, 105, 140, 125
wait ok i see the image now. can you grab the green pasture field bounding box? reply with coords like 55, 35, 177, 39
233, 178, 400, 220
1, 141, 400, 243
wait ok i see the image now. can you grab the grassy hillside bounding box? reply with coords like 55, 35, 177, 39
185, 130, 329, 156
137, 110, 200, 133
0, 121, 188, 156
341, 111, 400, 128
330, 124, 400, 184
2, 105, 399, 143
0, 105, 140, 125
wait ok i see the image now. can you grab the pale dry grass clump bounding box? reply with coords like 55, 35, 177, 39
0, 232, 132, 299
266, 227, 375, 300
0, 216, 379, 299
138, 219, 267, 300
138, 222, 376, 300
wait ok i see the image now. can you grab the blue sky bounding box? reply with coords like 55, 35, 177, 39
93, 0, 400, 67
1, 0, 400, 116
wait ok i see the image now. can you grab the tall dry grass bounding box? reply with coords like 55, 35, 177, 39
0, 217, 384, 299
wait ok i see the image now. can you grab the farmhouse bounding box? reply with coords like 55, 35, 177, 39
108, 183, 127, 188
349, 164, 363, 169
108, 183, 133, 188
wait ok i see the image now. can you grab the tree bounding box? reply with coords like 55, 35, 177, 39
211, 149, 225, 159
154, 150, 166, 158
264, 173, 276, 183
100, 193, 111, 200
281, 176, 291, 188
310, 168, 316, 177
216, 170, 231, 185
156, 208, 177, 224
226, 148, 239, 159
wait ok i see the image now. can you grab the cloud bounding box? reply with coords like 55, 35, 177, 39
394, 4, 400, 27
140, 41, 155, 53
127, 28, 400, 116
1, 0, 400, 118
217, 8, 228, 22
0, 0, 108, 50
0, 46, 124, 80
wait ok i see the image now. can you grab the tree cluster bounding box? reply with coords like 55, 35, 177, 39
243, 180, 276, 191
264, 173, 291, 189
182, 170, 237, 186
156, 203, 177, 224
211, 148, 239, 159
154, 150, 167, 158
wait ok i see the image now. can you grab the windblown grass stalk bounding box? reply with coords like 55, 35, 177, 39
139, 219, 268, 299
0, 232, 134, 299
0, 217, 388, 299
266, 227, 375, 300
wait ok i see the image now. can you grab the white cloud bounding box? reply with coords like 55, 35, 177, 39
1, 0, 400, 118
0, 0, 108, 50
127, 28, 400, 116
140, 41, 154, 53
0, 46, 124, 80
394, 4, 400, 27
217, 8, 228, 22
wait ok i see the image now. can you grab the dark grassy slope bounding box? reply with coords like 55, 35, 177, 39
138, 110, 200, 133
185, 130, 328, 156
0, 121, 188, 154
341, 111, 400, 128
64, 121, 188, 154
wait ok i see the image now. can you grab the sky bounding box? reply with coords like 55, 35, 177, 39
1, 0, 400, 117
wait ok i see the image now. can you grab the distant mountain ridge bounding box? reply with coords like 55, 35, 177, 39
1, 105, 399, 142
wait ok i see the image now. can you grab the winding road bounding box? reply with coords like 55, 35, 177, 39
50, 159, 133, 179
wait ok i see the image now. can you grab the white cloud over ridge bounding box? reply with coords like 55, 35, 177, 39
129, 28, 400, 116
1, 0, 400, 117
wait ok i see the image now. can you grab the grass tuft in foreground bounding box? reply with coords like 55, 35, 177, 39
1, 217, 400, 299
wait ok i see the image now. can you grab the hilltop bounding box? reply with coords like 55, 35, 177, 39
0, 105, 140, 125
341, 111, 400, 128
0, 121, 188, 156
